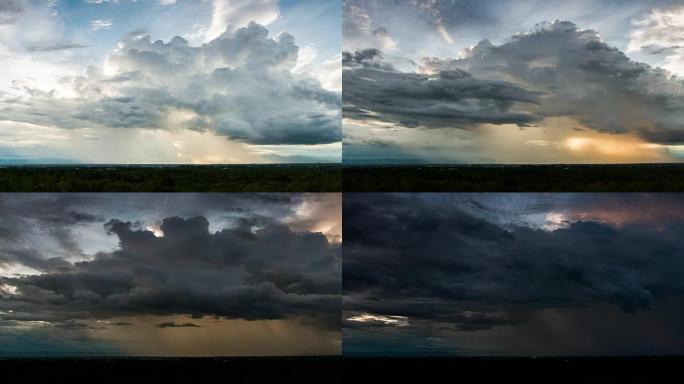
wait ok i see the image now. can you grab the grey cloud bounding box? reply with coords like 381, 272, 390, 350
62, 211, 104, 224
342, 48, 383, 67
156, 322, 201, 328
0, 193, 340, 336
25, 43, 89, 52
422, 21, 684, 143
53, 321, 97, 330
640, 44, 683, 55
343, 194, 684, 334
72, 94, 170, 128
1, 214, 340, 323
343, 50, 541, 129
0, 0, 22, 25
0, 197, 107, 269
344, 20, 684, 144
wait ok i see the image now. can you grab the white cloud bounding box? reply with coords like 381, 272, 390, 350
90, 19, 113, 31
0, 1, 88, 100
0, 120, 70, 148
629, 6, 684, 77
205, 0, 279, 42
347, 313, 409, 327
436, 21, 454, 44
293, 47, 342, 92
343, 2, 397, 52
317, 55, 342, 92
2, 22, 341, 146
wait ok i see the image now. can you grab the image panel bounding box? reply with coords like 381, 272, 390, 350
0, 0, 341, 191
342, 0, 684, 191
0, 193, 341, 358
343, 193, 684, 379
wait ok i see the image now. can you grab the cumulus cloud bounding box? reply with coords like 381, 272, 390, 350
1, 22, 340, 146
206, 0, 279, 42
344, 194, 684, 335
0, 195, 340, 326
441, 21, 684, 143
345, 21, 684, 144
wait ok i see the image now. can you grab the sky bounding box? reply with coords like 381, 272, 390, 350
344, 193, 684, 356
343, 0, 684, 164
0, 193, 341, 356
0, 0, 341, 164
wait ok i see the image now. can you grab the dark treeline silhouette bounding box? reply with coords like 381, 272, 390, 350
0, 164, 341, 192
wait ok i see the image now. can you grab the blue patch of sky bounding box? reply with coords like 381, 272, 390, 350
273, 0, 340, 59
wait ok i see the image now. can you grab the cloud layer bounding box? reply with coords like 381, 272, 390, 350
0, 194, 340, 329
343, 193, 684, 341
344, 21, 684, 145
343, 1, 684, 163
2, 21, 341, 146
343, 49, 540, 129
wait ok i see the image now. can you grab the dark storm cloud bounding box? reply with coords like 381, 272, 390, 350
344, 194, 684, 334
157, 322, 201, 328
1, 215, 339, 322
0, 193, 303, 234
0, 197, 106, 271
422, 21, 684, 143
53, 321, 98, 330
343, 50, 541, 128
342, 48, 382, 66
0, 194, 340, 333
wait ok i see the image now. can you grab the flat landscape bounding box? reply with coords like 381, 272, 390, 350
0, 164, 341, 192
0, 357, 341, 383
343, 164, 684, 192
1, 356, 681, 383
346, 357, 683, 383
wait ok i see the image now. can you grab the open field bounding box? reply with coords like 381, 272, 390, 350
343, 164, 684, 192
0, 164, 341, 192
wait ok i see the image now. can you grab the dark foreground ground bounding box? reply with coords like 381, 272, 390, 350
0, 164, 341, 192
346, 357, 683, 383
1, 357, 679, 383
344, 164, 684, 191
0, 357, 341, 383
